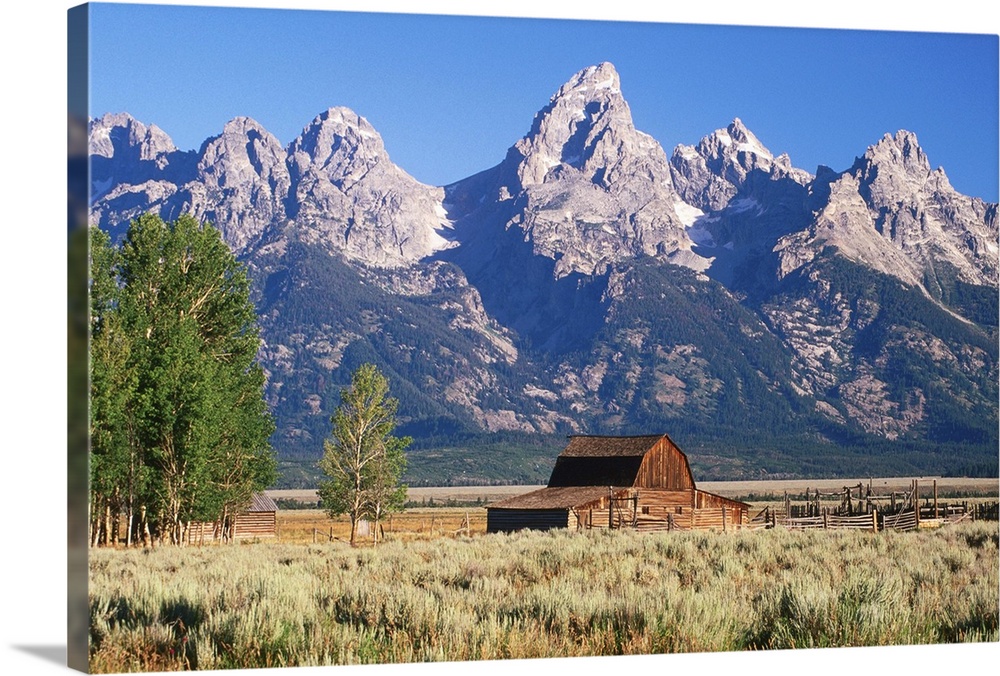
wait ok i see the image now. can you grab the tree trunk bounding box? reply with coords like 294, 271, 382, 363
140, 505, 151, 548
125, 510, 134, 548
103, 503, 113, 547
90, 496, 102, 548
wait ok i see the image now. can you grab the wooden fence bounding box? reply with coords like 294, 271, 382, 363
582, 506, 748, 532
766, 479, 998, 533
779, 512, 878, 532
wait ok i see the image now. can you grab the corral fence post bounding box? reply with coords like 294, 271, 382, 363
608, 486, 614, 530
872, 508, 878, 533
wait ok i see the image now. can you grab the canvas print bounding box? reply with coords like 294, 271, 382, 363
68, 2, 999, 673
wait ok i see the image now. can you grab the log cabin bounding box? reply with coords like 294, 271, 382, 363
486, 434, 749, 533
186, 492, 278, 543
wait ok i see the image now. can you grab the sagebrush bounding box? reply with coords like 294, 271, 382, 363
89, 522, 999, 672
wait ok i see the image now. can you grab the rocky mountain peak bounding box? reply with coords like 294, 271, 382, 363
669, 118, 808, 213
774, 128, 998, 289
219, 115, 270, 137
279, 106, 453, 267
554, 61, 622, 99
869, 133, 968, 206
186, 116, 291, 251
88, 113, 199, 233
864, 130, 931, 174
719, 118, 772, 159
510, 61, 659, 189
456, 62, 698, 278
702, 118, 775, 174
851, 130, 935, 206
288, 107, 389, 190
89, 112, 178, 162
200, 116, 285, 168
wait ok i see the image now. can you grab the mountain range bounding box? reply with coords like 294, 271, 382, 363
89, 62, 999, 485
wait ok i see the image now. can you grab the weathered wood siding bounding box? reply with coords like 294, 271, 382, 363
635, 488, 697, 508
487, 508, 571, 533
633, 437, 695, 490
233, 511, 276, 539
185, 511, 276, 542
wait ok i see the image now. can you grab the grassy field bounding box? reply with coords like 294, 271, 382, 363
88, 520, 998, 672
276, 507, 487, 544
88, 478, 999, 671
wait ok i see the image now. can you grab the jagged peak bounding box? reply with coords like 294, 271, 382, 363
728, 117, 751, 140
554, 61, 622, 100
298, 106, 382, 141
290, 106, 387, 167
706, 118, 773, 160
862, 129, 930, 174
315, 106, 370, 126
220, 116, 271, 136
91, 111, 139, 128
509, 62, 651, 187
89, 111, 177, 159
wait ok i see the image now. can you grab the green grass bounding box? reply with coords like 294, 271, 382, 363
88, 522, 999, 672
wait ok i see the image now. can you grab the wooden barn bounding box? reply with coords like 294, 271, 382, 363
186, 492, 278, 543
487, 434, 749, 533
231, 492, 279, 539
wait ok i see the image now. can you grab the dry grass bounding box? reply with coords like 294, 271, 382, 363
275, 508, 487, 545
88, 521, 999, 672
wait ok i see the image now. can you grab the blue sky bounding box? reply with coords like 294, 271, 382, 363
87, 3, 998, 201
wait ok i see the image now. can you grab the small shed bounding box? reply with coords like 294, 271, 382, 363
187, 492, 278, 543
487, 434, 749, 533
231, 492, 278, 539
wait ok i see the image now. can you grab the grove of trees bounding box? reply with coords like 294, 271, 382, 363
89, 214, 276, 546
318, 363, 410, 546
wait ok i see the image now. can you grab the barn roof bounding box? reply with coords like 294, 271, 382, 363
547, 434, 687, 488
488, 485, 624, 510
547, 456, 645, 487
560, 434, 666, 457
247, 492, 278, 512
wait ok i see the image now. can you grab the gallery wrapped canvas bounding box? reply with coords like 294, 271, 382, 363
58, 1, 998, 675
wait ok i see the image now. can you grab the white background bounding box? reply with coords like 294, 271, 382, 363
1, 1, 997, 675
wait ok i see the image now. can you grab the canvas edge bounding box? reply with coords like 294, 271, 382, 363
68, 3, 91, 673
